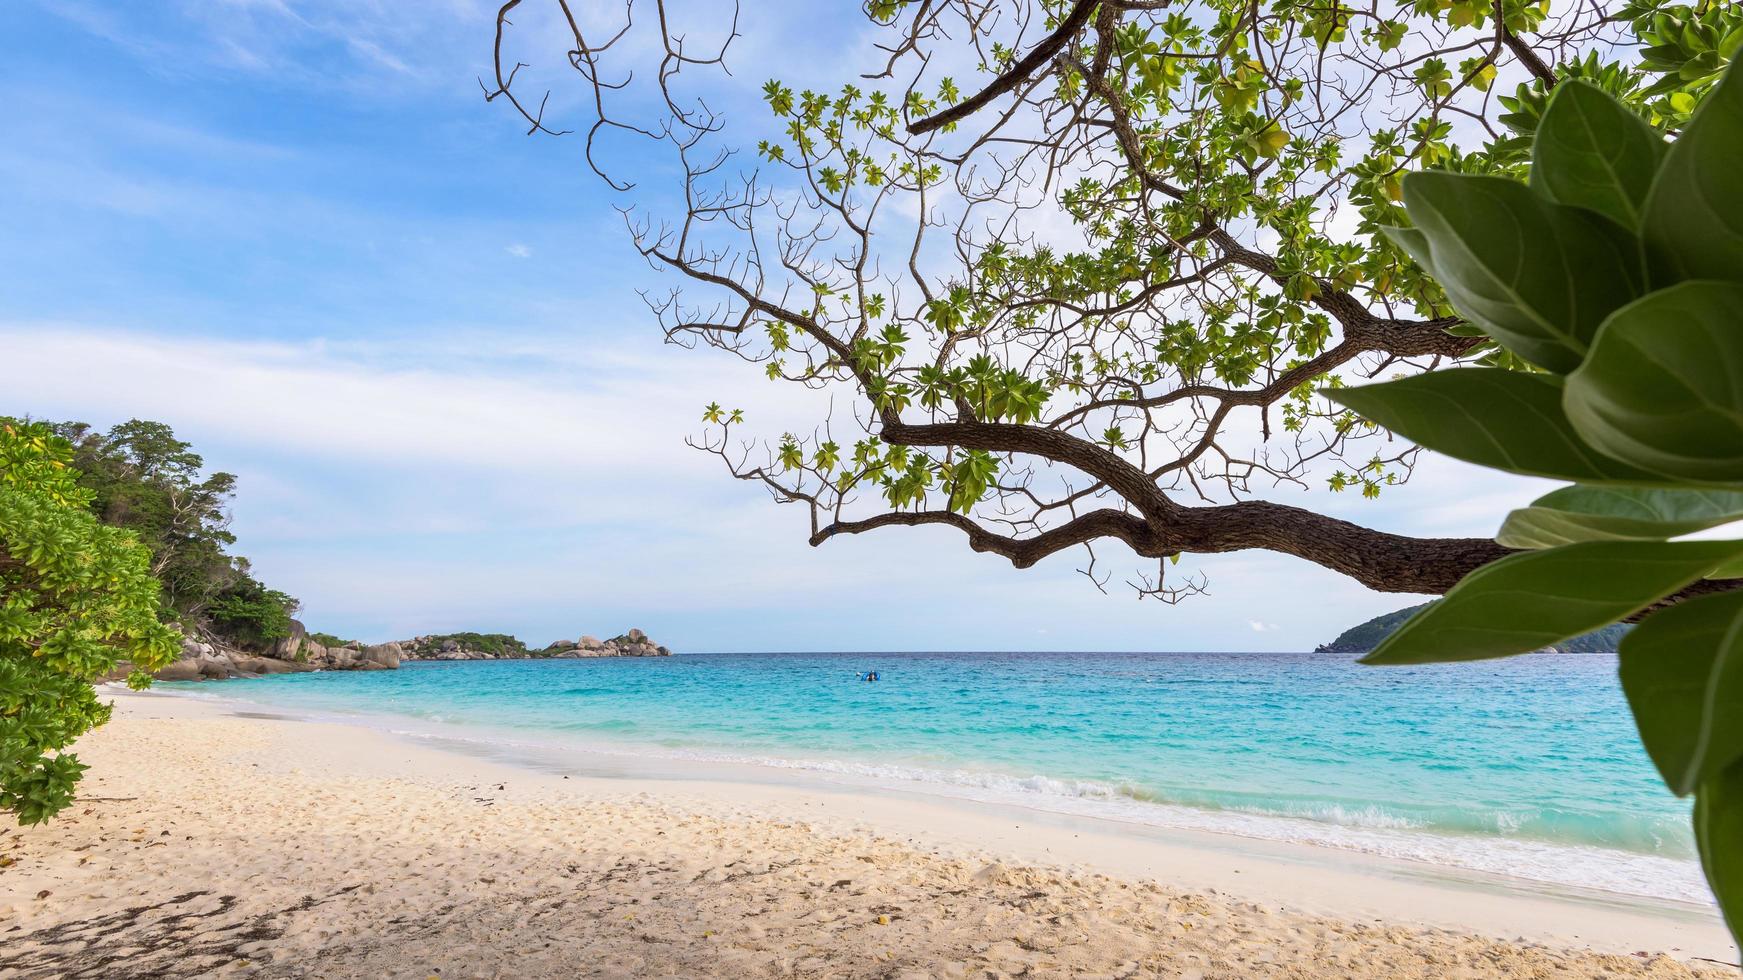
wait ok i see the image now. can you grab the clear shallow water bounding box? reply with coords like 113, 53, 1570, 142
167, 651, 1705, 903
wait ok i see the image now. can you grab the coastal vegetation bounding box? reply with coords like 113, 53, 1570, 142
0, 417, 326, 822
411, 632, 529, 659
484, 0, 1743, 938
0, 421, 179, 824
40, 418, 301, 654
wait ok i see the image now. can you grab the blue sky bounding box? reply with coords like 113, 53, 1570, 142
2, 1, 1546, 651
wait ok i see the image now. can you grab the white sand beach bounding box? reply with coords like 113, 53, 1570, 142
0, 692, 1735, 979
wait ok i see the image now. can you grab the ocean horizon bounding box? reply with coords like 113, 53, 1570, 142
158, 649, 1707, 906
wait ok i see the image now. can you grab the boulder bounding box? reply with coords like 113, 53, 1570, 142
231, 656, 316, 675
361, 642, 402, 669
154, 659, 204, 682
579, 635, 604, 650
270, 618, 310, 660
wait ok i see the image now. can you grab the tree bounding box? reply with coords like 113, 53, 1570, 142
43, 418, 296, 648
0, 421, 180, 825
484, 0, 1738, 602
485, 0, 1743, 933
1332, 58, 1743, 941
55, 419, 243, 620
206, 579, 300, 651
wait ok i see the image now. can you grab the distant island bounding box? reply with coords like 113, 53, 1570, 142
121, 621, 671, 682
1317, 603, 1630, 654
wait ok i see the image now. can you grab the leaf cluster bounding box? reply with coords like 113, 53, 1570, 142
1329, 59, 1743, 939
0, 421, 180, 825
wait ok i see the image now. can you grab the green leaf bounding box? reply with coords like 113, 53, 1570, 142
1711, 554, 1743, 580
1327, 369, 1663, 484
1564, 281, 1743, 485
1361, 539, 1743, 665
1619, 590, 1743, 795
1641, 57, 1743, 286
1530, 80, 1669, 231
1693, 761, 1743, 945
1393, 171, 1644, 373
1496, 485, 1743, 548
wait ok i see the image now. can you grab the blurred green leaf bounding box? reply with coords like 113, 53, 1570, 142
1390, 172, 1643, 372
1327, 369, 1663, 484
1497, 485, 1743, 548
1362, 539, 1743, 664
1530, 79, 1668, 231
1695, 761, 1743, 942
1619, 590, 1743, 794
1565, 281, 1743, 484
1642, 58, 1743, 285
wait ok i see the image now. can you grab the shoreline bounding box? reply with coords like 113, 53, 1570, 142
151, 673, 1710, 907
1, 691, 1734, 977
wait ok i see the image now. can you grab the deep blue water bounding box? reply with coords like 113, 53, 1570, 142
170, 650, 1703, 901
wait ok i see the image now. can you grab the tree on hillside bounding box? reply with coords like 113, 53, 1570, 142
0, 421, 180, 824
484, 0, 1738, 602
41, 419, 298, 651
56, 419, 241, 616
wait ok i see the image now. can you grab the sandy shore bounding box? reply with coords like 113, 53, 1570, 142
0, 693, 1735, 979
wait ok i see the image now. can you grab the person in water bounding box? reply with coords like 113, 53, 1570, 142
864, 671, 879, 682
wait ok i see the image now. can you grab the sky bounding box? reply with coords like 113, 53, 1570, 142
0, 1, 1550, 652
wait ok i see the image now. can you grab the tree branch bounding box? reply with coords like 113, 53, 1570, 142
906, 0, 1100, 134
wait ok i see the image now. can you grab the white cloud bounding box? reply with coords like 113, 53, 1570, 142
505, 242, 532, 258
1249, 620, 1278, 633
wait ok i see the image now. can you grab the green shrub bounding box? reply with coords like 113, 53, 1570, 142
206, 580, 298, 652
0, 421, 180, 825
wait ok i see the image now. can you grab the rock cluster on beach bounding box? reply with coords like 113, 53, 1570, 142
404, 629, 670, 661
130, 621, 404, 681
110, 620, 671, 682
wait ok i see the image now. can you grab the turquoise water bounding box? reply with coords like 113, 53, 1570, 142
170, 650, 1704, 902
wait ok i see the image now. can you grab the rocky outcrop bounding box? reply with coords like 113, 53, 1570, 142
109, 623, 668, 683
545, 629, 670, 658
406, 628, 671, 660
109, 620, 403, 683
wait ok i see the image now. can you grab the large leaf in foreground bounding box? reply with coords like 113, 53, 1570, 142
1694, 762, 1743, 945
1565, 281, 1743, 484
1619, 591, 1743, 795
1642, 57, 1743, 286
1531, 80, 1668, 231
1328, 369, 1662, 485
1497, 485, 1743, 549
1393, 172, 1643, 373
1362, 539, 1743, 665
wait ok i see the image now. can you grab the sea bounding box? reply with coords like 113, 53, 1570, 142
160, 650, 1706, 904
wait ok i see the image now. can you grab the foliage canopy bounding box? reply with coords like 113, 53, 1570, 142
0, 421, 180, 824
49, 419, 299, 652
488, 0, 1739, 601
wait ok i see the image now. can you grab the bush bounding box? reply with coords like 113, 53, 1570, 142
206, 580, 299, 652
0, 421, 179, 824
